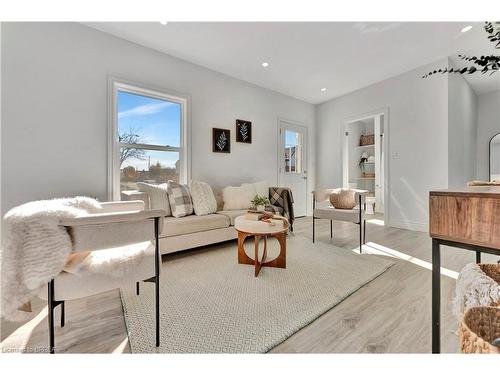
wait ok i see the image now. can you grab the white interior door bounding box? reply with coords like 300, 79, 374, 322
278, 120, 307, 217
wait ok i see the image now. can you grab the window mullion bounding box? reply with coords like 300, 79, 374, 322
119, 143, 180, 153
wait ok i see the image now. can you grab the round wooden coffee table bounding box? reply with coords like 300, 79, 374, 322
234, 215, 289, 277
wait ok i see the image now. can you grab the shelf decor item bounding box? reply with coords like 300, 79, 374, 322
359, 152, 368, 171
360, 134, 375, 146
236, 119, 252, 143
212, 128, 231, 153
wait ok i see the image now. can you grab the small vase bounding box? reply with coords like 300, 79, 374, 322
256, 204, 265, 212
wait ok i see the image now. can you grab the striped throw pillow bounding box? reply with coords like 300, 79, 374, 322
167, 181, 193, 218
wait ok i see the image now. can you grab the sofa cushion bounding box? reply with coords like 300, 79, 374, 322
161, 214, 230, 237
241, 180, 269, 198
190, 180, 218, 216
137, 182, 172, 216
222, 185, 255, 210
216, 210, 247, 225
167, 181, 194, 218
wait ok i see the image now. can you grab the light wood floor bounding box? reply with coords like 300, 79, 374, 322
2, 216, 498, 353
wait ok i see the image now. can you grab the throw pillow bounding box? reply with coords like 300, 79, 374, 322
167, 181, 194, 218
222, 185, 255, 210
136, 182, 172, 216
190, 180, 217, 216
241, 180, 269, 198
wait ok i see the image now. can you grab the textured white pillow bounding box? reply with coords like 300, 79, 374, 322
222, 185, 255, 210
242, 180, 269, 198
190, 180, 217, 216
136, 182, 172, 216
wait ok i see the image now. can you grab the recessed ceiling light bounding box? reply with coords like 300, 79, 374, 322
159, 21, 168, 25
461, 25, 472, 33
321, 88, 327, 92
261, 62, 269, 68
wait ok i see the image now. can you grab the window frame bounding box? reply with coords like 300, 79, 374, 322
108, 78, 190, 200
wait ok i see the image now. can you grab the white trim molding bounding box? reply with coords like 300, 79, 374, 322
107, 77, 191, 201
388, 219, 428, 233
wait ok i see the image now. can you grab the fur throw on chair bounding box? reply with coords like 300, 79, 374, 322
1, 197, 101, 321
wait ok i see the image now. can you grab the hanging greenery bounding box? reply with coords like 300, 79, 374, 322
423, 22, 500, 78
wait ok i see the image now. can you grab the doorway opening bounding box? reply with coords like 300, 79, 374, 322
343, 110, 388, 224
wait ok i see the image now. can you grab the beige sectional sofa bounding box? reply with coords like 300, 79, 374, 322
122, 181, 295, 255
122, 189, 247, 255
158, 209, 246, 254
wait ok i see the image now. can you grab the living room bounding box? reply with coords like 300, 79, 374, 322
1, 0, 500, 372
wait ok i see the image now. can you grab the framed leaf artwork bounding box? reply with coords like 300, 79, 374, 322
236, 119, 252, 143
212, 128, 230, 153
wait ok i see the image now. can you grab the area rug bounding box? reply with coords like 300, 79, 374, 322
120, 235, 394, 353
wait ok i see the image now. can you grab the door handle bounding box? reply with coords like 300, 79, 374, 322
303, 176, 307, 180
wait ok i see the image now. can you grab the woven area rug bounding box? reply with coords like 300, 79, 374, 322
120, 235, 394, 353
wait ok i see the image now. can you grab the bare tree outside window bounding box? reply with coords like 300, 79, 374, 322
119, 127, 146, 166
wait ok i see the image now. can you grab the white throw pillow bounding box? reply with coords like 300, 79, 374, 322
136, 182, 172, 216
222, 185, 256, 210
167, 181, 194, 218
242, 180, 269, 198
190, 180, 217, 216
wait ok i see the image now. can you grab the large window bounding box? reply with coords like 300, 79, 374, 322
109, 81, 189, 200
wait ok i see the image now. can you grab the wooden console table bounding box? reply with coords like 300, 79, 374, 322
429, 187, 500, 353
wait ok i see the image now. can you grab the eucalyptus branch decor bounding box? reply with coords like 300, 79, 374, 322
236, 119, 252, 143
212, 128, 231, 153
423, 22, 500, 78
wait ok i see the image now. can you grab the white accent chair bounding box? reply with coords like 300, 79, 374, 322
38, 200, 166, 353
312, 189, 368, 252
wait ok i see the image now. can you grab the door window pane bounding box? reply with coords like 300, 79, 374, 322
284, 130, 303, 174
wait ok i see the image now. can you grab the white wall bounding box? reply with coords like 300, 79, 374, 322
1, 23, 315, 215
476, 90, 500, 180
316, 59, 449, 231
447, 63, 478, 188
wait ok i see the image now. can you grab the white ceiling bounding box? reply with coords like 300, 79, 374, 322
86, 22, 500, 104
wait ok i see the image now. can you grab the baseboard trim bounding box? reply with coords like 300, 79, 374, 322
388, 219, 428, 233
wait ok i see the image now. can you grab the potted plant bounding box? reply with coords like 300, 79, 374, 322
359, 152, 368, 172
251, 195, 270, 212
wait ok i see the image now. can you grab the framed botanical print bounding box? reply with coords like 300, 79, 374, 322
212, 128, 230, 153
236, 119, 252, 143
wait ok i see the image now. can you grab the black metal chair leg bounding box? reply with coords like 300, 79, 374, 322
358, 195, 363, 254
476, 251, 481, 264
154, 217, 160, 348
136, 282, 140, 295
330, 220, 333, 238
359, 223, 362, 254
312, 217, 315, 243
60, 301, 65, 328
363, 220, 366, 244
48, 280, 55, 354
